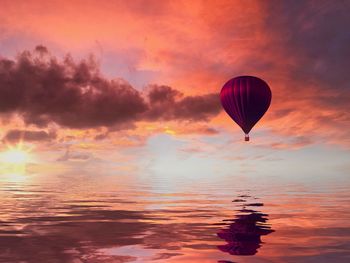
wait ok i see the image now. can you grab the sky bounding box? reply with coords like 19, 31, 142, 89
0, 0, 349, 180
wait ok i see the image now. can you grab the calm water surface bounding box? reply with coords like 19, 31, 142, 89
0, 171, 349, 262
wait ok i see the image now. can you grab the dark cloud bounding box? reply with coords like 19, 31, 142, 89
0, 47, 221, 129
3, 129, 56, 142
34, 45, 48, 55
144, 85, 221, 121
174, 93, 221, 120
94, 133, 109, 140
147, 85, 182, 104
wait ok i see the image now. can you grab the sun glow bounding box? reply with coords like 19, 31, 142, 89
0, 144, 32, 164
0, 144, 33, 181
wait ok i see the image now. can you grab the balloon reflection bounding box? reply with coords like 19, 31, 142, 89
217, 197, 274, 257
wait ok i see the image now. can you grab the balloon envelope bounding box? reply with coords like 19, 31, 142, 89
220, 76, 271, 141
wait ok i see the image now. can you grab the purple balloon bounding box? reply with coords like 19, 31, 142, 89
220, 76, 271, 141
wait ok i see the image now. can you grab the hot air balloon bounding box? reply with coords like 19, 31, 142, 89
220, 76, 271, 141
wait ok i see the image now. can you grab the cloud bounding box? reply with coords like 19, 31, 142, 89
0, 1, 349, 147
57, 148, 92, 162
264, 1, 350, 89
3, 129, 56, 142
144, 85, 221, 121
256, 1, 350, 145
266, 136, 313, 150
205, 1, 350, 146
0, 47, 221, 129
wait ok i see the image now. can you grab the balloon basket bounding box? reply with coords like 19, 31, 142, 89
245, 134, 250, 141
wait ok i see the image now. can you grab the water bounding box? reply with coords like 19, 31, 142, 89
0, 170, 349, 263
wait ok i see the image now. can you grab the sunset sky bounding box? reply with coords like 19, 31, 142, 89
0, 0, 349, 181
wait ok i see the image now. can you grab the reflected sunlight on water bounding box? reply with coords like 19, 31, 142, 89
0, 170, 349, 262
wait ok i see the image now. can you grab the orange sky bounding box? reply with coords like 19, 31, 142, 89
0, 0, 349, 172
